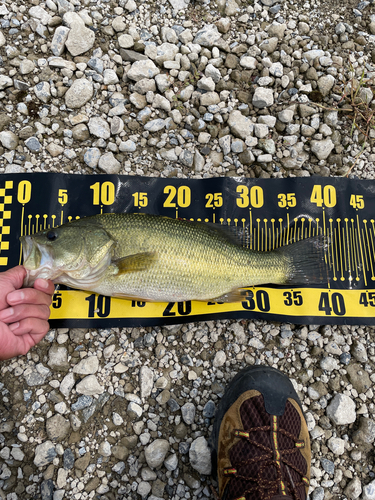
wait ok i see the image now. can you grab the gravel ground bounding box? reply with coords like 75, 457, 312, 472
1, 0, 375, 499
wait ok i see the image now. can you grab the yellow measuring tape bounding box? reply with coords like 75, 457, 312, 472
1, 174, 374, 326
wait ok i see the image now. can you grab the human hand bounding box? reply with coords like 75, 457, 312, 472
0, 266, 55, 360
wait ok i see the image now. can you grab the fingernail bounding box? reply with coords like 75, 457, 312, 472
7, 290, 24, 304
35, 279, 50, 289
0, 308, 14, 320
9, 322, 20, 331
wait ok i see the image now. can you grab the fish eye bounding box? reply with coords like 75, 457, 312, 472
46, 231, 58, 241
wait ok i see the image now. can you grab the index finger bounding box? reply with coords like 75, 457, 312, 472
7, 287, 54, 307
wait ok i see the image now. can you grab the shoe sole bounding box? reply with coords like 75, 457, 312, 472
209, 365, 303, 481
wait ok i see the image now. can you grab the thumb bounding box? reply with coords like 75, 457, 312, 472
0, 265, 27, 291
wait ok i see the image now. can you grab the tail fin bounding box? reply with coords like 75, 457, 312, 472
278, 235, 329, 285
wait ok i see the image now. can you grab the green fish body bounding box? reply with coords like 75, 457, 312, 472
21, 213, 327, 302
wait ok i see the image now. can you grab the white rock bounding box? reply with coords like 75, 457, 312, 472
240, 56, 257, 69
145, 439, 170, 468
0, 75, 12, 90
73, 356, 99, 375
51, 26, 70, 56
63, 12, 95, 56
88, 117, 110, 139
103, 69, 119, 85
118, 34, 134, 48
65, 78, 93, 108
326, 393, 356, 425
213, 350, 226, 367
228, 110, 254, 139
193, 24, 221, 47
362, 479, 375, 500
189, 437, 211, 475
327, 436, 345, 455
252, 87, 274, 108
127, 60, 160, 81
60, 372, 75, 397
139, 366, 153, 399
76, 375, 104, 396
34, 441, 57, 467
98, 152, 121, 174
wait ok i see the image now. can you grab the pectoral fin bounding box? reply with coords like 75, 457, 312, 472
113, 252, 157, 274
198, 288, 251, 303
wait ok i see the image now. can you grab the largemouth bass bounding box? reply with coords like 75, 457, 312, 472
21, 213, 327, 302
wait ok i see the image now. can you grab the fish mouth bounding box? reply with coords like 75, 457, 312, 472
20, 235, 58, 286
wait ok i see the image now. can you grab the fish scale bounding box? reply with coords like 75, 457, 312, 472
21, 213, 327, 302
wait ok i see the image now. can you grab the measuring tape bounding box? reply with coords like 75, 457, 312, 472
1, 173, 374, 327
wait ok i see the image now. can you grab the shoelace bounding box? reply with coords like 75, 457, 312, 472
222, 421, 309, 500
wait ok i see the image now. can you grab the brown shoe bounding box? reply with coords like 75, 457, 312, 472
210, 366, 311, 500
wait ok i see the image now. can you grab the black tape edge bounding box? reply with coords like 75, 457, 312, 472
49, 311, 372, 328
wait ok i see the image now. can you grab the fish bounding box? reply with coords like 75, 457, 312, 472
20, 213, 328, 302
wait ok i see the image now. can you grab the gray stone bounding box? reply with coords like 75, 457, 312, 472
259, 37, 278, 53
88, 117, 110, 139
326, 393, 356, 425
164, 453, 178, 471
219, 135, 231, 155
88, 57, 104, 74
351, 340, 368, 362
48, 345, 69, 371
193, 24, 221, 47
76, 375, 104, 396
303, 49, 325, 61
153, 43, 179, 66
344, 477, 362, 500
0, 131, 18, 150
46, 414, 71, 441
317, 75, 335, 97
51, 26, 70, 56
179, 149, 194, 167
20, 59, 35, 75
181, 403, 196, 425
65, 78, 93, 109
145, 439, 170, 468
41, 479, 54, 500
119, 140, 136, 152
34, 82, 51, 103
346, 364, 372, 393
189, 437, 211, 475
34, 441, 57, 467
311, 139, 334, 160
312, 487, 324, 500
0, 75, 12, 90
84, 147, 101, 168
144, 119, 166, 132
98, 152, 121, 174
